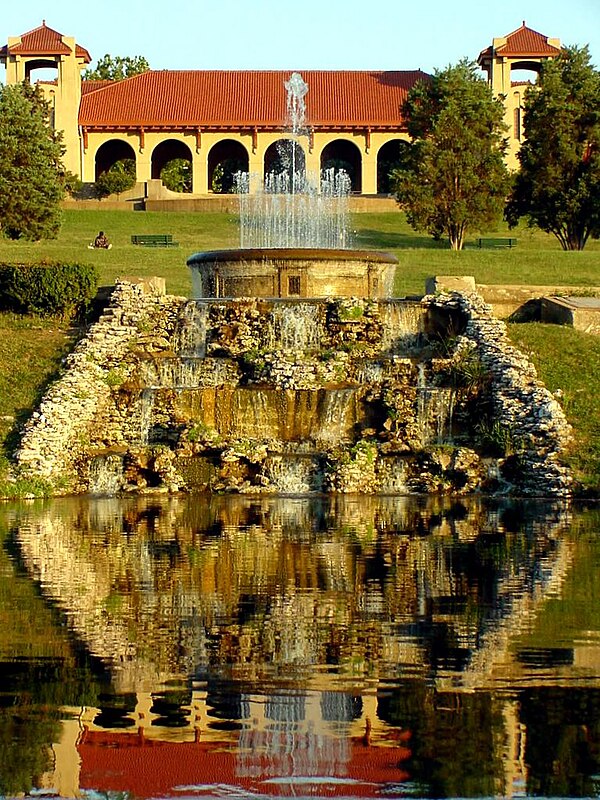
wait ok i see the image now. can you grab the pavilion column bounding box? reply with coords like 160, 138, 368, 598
248, 150, 264, 194
192, 152, 208, 194
136, 150, 152, 182
361, 147, 378, 195
305, 148, 320, 179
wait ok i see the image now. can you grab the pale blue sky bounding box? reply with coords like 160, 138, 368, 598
2, 0, 599, 75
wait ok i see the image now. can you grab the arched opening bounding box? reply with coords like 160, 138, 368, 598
24, 58, 58, 83
510, 59, 542, 86
208, 140, 249, 194
95, 140, 136, 181
151, 140, 194, 192
377, 139, 411, 194
320, 140, 362, 193
264, 139, 306, 189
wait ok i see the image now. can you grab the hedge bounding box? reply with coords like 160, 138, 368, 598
0, 261, 98, 319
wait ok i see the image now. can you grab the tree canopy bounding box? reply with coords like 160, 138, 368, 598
391, 60, 510, 250
506, 46, 600, 250
83, 54, 150, 81
0, 83, 65, 240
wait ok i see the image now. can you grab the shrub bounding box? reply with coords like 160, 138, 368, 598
160, 158, 192, 193
0, 261, 98, 319
94, 159, 136, 198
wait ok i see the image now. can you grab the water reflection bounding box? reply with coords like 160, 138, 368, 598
1, 496, 599, 798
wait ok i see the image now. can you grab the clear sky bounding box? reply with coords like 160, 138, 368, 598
1, 0, 599, 75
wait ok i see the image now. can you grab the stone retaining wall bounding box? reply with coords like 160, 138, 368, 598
16, 279, 184, 492
429, 291, 572, 498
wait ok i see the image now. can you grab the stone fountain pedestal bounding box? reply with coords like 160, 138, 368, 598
187, 248, 398, 299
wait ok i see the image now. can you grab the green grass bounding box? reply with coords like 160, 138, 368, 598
507, 322, 600, 493
0, 208, 597, 298
1, 207, 599, 493
0, 313, 73, 460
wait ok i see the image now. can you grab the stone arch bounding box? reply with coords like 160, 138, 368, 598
264, 139, 306, 186
150, 139, 193, 192
207, 139, 249, 193
510, 59, 542, 84
151, 139, 194, 187
320, 140, 362, 193
94, 139, 137, 180
24, 59, 58, 82
376, 139, 411, 194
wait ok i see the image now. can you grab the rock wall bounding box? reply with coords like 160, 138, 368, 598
16, 279, 185, 492
428, 290, 572, 497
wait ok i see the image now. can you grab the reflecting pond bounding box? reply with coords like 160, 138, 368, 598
1, 495, 600, 798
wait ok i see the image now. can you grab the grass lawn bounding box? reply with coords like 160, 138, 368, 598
507, 322, 600, 493
1, 206, 599, 494
0, 208, 597, 297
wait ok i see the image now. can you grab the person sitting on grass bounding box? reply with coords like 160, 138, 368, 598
89, 231, 112, 249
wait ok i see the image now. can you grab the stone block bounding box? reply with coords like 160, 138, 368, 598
541, 296, 600, 335
425, 276, 477, 295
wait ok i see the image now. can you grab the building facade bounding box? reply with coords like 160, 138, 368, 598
1, 21, 561, 192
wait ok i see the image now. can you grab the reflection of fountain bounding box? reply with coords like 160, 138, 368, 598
188, 71, 397, 298
13, 495, 572, 692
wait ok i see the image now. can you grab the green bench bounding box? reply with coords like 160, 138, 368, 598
477, 237, 517, 249
131, 234, 179, 247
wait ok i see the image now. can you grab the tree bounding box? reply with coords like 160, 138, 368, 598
391, 60, 510, 250
83, 54, 149, 81
0, 83, 65, 240
506, 46, 600, 250
160, 158, 192, 193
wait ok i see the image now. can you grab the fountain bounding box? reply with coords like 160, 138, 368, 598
187, 72, 398, 299
13, 77, 573, 499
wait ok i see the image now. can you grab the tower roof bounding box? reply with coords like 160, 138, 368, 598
0, 21, 91, 62
478, 22, 561, 64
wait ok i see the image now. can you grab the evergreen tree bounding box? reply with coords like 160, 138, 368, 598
83, 54, 150, 81
0, 83, 65, 240
506, 46, 600, 250
392, 60, 510, 250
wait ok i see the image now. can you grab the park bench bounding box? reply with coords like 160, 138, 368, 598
131, 234, 179, 247
477, 237, 518, 249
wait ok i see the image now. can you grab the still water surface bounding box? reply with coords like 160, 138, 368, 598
1, 495, 600, 799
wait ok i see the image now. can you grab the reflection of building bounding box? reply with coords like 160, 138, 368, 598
1, 21, 562, 192
43, 690, 412, 798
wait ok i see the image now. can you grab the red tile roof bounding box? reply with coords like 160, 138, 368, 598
82, 79, 115, 94
0, 21, 91, 62
496, 23, 561, 57
79, 69, 429, 131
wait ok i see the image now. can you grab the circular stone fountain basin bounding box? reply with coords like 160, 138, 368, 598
187, 248, 398, 299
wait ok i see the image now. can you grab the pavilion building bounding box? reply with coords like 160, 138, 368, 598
1, 21, 562, 194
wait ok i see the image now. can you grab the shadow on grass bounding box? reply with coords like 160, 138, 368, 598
353, 228, 448, 250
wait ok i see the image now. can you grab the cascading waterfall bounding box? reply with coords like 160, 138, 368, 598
380, 301, 428, 354
416, 363, 456, 446
263, 454, 322, 494
139, 388, 155, 446
269, 302, 325, 352
175, 301, 208, 357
